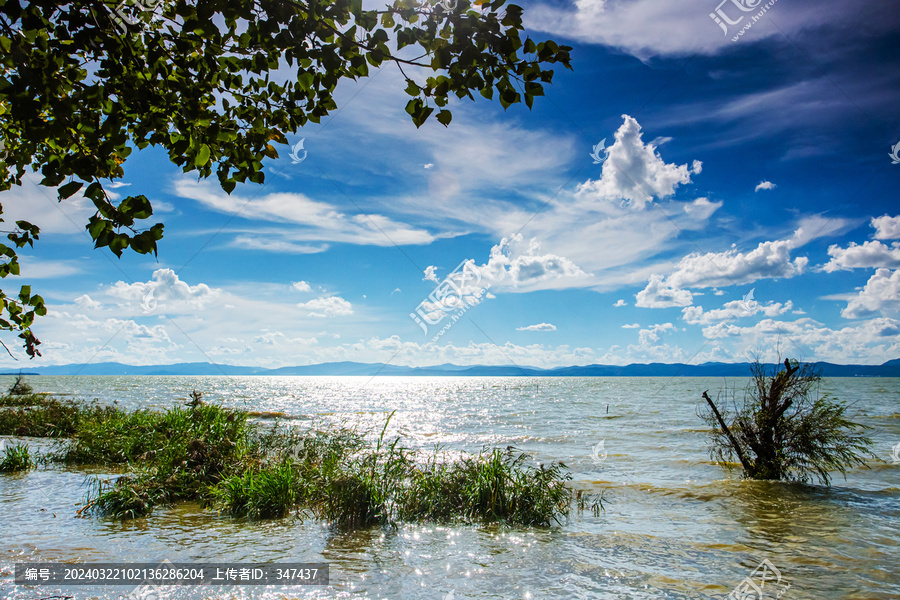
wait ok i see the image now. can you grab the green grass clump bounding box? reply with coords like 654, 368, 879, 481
211, 462, 300, 519
0, 400, 87, 437
0, 393, 57, 407
210, 417, 578, 528
7, 394, 586, 527
81, 403, 259, 519
0, 443, 33, 472
400, 448, 573, 526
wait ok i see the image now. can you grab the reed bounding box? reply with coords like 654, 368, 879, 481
0, 399, 86, 437
0, 443, 33, 472
7, 395, 583, 527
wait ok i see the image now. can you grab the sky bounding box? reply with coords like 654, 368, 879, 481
2, 0, 900, 369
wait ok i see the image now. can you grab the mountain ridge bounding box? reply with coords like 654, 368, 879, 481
6, 359, 899, 377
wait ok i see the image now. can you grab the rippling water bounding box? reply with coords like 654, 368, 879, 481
1, 376, 898, 599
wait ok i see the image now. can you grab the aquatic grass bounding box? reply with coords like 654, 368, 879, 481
398, 447, 574, 526
10, 395, 583, 527
82, 403, 263, 518
0, 399, 87, 437
0, 443, 33, 472
211, 462, 300, 519
83, 475, 168, 520
311, 417, 415, 528
0, 393, 57, 407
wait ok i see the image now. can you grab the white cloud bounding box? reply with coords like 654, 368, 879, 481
755, 181, 777, 192
698, 316, 900, 365
574, 115, 700, 210
682, 300, 794, 325
473, 234, 589, 291
871, 215, 900, 240
106, 269, 219, 313
175, 179, 436, 248
297, 295, 354, 317
292, 280, 312, 292
635, 274, 694, 308
413, 236, 588, 325
232, 236, 328, 254
516, 323, 557, 331
0, 173, 99, 236
823, 241, 900, 272
640, 239, 808, 301
625, 322, 686, 362
253, 331, 318, 345
613, 299, 627, 307
621, 323, 641, 329
15, 256, 84, 279
841, 269, 900, 319
523, 0, 887, 59
423, 265, 439, 282
479, 234, 586, 289
423, 163, 434, 170
74, 295, 102, 310
789, 215, 854, 247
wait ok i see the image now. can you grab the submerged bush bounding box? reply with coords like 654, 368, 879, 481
0, 443, 33, 472
701, 359, 875, 485
7, 374, 33, 396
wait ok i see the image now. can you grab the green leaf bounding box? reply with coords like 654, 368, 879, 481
195, 144, 211, 167
58, 181, 84, 199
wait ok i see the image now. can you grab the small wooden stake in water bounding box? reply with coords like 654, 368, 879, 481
606, 404, 609, 414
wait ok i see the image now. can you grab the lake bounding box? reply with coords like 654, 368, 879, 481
1, 375, 898, 599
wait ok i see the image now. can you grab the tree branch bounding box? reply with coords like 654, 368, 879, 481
703, 390, 753, 473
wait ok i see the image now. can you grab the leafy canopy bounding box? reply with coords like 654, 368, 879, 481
0, 0, 572, 357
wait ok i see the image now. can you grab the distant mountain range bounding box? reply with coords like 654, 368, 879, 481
4, 359, 900, 377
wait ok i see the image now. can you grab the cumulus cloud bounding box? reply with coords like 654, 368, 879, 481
635, 274, 694, 308
613, 299, 627, 307
755, 181, 777, 192
106, 269, 219, 312
297, 296, 354, 317
698, 316, 900, 364
473, 235, 589, 289
823, 241, 900, 272
872, 215, 900, 240
638, 322, 676, 344
292, 281, 312, 292
841, 269, 900, 319
516, 323, 557, 331
682, 300, 794, 325
574, 115, 700, 210
621, 323, 641, 329
74, 295, 102, 310
423, 265, 439, 282
636, 237, 809, 309
412, 235, 588, 327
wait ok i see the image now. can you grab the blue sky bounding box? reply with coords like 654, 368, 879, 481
2, 0, 899, 368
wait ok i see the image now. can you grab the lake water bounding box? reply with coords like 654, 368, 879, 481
1, 376, 898, 599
